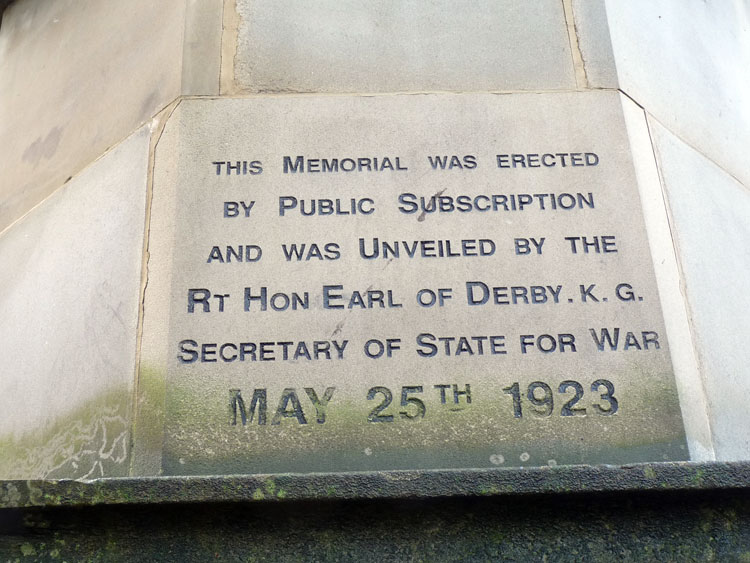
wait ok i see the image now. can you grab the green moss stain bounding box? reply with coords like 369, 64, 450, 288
131, 365, 167, 469
126, 360, 689, 475
162, 385, 686, 475
264, 478, 276, 495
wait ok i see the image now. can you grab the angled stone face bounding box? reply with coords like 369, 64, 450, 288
650, 119, 750, 462
589, 0, 750, 187
136, 92, 687, 476
620, 98, 713, 462
0, 125, 151, 479
231, 0, 577, 93
0, 0, 185, 232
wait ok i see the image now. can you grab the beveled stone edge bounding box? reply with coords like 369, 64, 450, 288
2, 461, 749, 509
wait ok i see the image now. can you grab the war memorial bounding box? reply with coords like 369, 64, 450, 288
1, 0, 749, 558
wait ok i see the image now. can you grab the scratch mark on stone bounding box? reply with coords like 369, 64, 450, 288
107, 300, 127, 330
417, 187, 447, 222
331, 319, 346, 338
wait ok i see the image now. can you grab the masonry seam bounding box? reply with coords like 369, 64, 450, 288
561, 0, 588, 89
220, 0, 240, 95
128, 98, 183, 477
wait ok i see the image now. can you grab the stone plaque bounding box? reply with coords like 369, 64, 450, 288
138, 91, 688, 475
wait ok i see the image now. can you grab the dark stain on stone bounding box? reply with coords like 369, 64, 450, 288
21, 126, 63, 167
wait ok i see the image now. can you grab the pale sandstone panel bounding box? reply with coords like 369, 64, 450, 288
232, 0, 576, 93
137, 93, 687, 476
650, 118, 750, 461
0, 125, 150, 479
0, 0, 185, 231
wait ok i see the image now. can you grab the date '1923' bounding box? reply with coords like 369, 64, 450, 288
502, 379, 618, 418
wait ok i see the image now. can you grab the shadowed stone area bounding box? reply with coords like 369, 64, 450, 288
2, 486, 750, 561
0, 0, 184, 230
3, 463, 750, 559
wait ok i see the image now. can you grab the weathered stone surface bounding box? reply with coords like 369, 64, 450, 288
137, 91, 687, 476
0, 0, 185, 231
0, 125, 151, 479
5, 464, 750, 561
649, 119, 750, 462
3, 462, 750, 508
231, 0, 576, 93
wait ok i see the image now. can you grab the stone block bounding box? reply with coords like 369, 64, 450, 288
230, 0, 576, 93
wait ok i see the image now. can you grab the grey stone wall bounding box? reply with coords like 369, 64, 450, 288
0, 0, 748, 478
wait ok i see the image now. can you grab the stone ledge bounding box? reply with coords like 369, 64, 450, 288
2, 461, 749, 509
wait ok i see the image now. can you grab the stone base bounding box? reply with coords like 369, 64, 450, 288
2, 462, 750, 561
